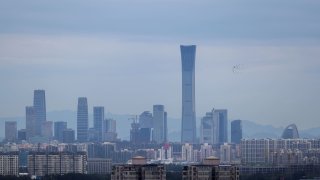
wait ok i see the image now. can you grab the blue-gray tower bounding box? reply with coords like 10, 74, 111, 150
181, 45, 196, 143
33, 90, 46, 136
77, 97, 88, 142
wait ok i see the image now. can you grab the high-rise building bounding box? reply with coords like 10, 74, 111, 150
220, 143, 232, 163
182, 143, 193, 162
182, 157, 239, 180
111, 156, 166, 180
139, 111, 153, 129
281, 124, 299, 139
28, 152, 87, 177
63, 129, 75, 143
77, 97, 88, 142
153, 105, 166, 143
102, 119, 117, 142
26, 106, 36, 139
33, 90, 46, 136
0, 152, 19, 176
5, 121, 17, 142
54, 121, 67, 142
17, 129, 27, 141
200, 143, 213, 161
94, 106, 104, 142
215, 109, 228, 144
164, 111, 168, 143
231, 120, 242, 144
87, 158, 112, 174
130, 121, 140, 144
41, 121, 53, 139
181, 45, 197, 143
200, 111, 214, 144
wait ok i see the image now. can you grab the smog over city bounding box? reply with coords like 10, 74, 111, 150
0, 0, 320, 179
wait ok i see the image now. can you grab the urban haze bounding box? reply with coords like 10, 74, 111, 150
1, 0, 320, 179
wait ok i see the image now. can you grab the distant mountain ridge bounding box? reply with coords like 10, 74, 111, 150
1, 110, 319, 141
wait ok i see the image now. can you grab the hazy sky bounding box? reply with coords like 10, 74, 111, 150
1, 0, 320, 129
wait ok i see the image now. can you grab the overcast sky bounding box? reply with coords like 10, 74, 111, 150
0, 0, 320, 129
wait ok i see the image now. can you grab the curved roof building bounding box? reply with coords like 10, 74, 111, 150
281, 124, 299, 139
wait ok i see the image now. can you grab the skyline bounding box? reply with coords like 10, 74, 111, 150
1, 0, 320, 130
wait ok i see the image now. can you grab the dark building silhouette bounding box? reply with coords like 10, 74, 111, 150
33, 90, 46, 136
54, 121, 67, 142
77, 97, 88, 142
181, 45, 197, 144
5, 121, 17, 142
282, 124, 299, 139
63, 129, 75, 143
231, 120, 242, 144
93, 106, 104, 142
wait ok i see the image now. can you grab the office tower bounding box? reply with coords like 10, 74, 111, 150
5, 121, 17, 142
28, 152, 87, 177
231, 120, 242, 144
41, 121, 53, 139
215, 109, 228, 144
0, 152, 19, 176
130, 120, 140, 144
281, 124, 299, 139
181, 45, 197, 143
77, 97, 88, 142
182, 143, 193, 162
103, 119, 117, 142
139, 111, 153, 128
164, 111, 168, 142
17, 129, 27, 141
33, 90, 46, 136
200, 111, 214, 144
139, 128, 152, 144
153, 105, 166, 143
87, 142, 116, 159
93, 106, 104, 142
54, 121, 67, 142
63, 129, 75, 143
26, 106, 36, 139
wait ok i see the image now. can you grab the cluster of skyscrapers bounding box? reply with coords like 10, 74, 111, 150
2, 45, 319, 179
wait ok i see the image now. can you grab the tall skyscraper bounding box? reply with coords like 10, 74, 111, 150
102, 119, 117, 141
77, 97, 88, 142
33, 90, 46, 136
181, 45, 196, 143
231, 120, 242, 144
215, 109, 228, 144
5, 121, 17, 142
164, 111, 168, 143
26, 106, 36, 139
200, 111, 214, 144
139, 111, 153, 129
54, 121, 67, 142
153, 105, 166, 143
93, 106, 104, 142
